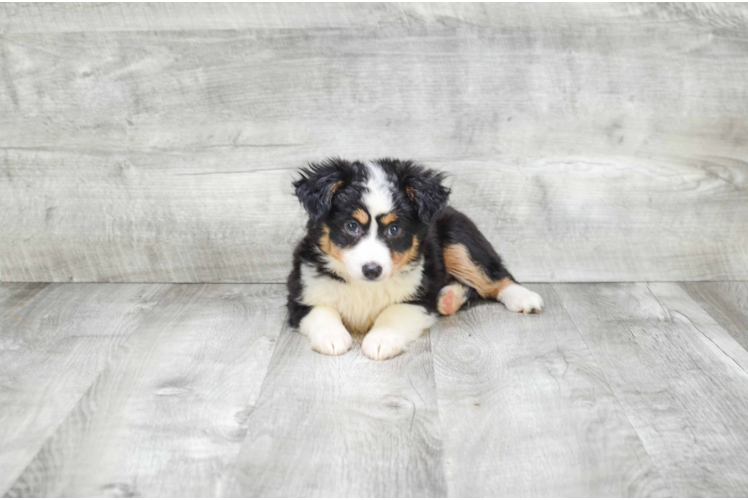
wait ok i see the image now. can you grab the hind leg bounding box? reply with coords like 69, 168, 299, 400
437, 281, 475, 316
436, 208, 543, 314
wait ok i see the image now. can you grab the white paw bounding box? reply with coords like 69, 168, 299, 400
308, 328, 353, 356
437, 283, 468, 316
498, 284, 544, 314
361, 329, 406, 360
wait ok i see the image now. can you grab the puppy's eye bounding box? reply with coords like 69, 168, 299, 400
346, 221, 361, 234
388, 225, 401, 237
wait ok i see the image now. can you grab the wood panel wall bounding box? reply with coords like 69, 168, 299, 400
1, 3, 747, 282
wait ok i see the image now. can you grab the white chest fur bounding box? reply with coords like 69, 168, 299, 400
300, 260, 424, 334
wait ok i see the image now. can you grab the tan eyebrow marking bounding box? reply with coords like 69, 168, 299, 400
353, 208, 369, 225
381, 212, 397, 225
443, 243, 515, 298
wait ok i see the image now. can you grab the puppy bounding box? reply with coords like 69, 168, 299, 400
287, 158, 543, 360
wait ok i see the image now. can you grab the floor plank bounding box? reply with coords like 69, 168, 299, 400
555, 283, 748, 496
431, 284, 667, 496
0, 283, 169, 494
651, 283, 748, 375
5, 284, 286, 497
680, 282, 748, 351
228, 326, 445, 497
0, 283, 48, 312
3, 282, 748, 495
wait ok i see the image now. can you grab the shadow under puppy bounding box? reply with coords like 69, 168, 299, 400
287, 158, 543, 360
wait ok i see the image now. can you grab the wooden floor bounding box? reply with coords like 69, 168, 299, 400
1, 282, 747, 497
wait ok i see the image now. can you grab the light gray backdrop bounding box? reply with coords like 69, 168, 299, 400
1, 2, 747, 283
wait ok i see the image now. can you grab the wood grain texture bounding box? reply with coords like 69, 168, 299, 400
228, 326, 445, 497
555, 283, 748, 496
5, 284, 286, 498
431, 284, 667, 496
680, 282, 748, 351
2, 25, 746, 156
4, 282, 748, 496
0, 283, 169, 494
0, 282, 48, 310
2, 3, 747, 32
5, 152, 748, 282
0, 149, 302, 283
1, 4, 748, 283
649, 282, 748, 376
2, 153, 747, 283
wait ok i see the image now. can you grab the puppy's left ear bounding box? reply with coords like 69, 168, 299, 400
402, 166, 451, 222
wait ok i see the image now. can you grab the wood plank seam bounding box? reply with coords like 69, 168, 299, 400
651, 284, 748, 377
551, 283, 679, 495
8, 284, 287, 496
554, 282, 748, 495
679, 282, 748, 352
219, 310, 290, 497
0, 286, 182, 496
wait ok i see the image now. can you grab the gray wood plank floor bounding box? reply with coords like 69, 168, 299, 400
681, 282, 748, 352
431, 285, 667, 497
2, 282, 748, 496
0, 283, 169, 494
229, 326, 444, 497
5, 284, 287, 497
555, 283, 748, 496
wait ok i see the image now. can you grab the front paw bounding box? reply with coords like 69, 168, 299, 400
498, 284, 544, 314
361, 329, 406, 360
309, 328, 353, 356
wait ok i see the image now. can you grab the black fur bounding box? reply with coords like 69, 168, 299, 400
293, 158, 364, 223
377, 158, 451, 222
287, 158, 513, 327
434, 207, 516, 284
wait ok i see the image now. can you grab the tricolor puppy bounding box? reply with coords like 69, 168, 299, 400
287, 158, 543, 360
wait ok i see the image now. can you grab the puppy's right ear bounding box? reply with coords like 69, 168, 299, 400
293, 159, 354, 222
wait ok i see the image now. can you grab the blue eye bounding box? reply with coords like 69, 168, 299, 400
346, 221, 361, 234
388, 225, 400, 236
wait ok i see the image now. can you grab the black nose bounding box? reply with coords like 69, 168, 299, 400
362, 263, 382, 280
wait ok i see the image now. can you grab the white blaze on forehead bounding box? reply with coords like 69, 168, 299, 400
363, 161, 394, 218
335, 161, 394, 282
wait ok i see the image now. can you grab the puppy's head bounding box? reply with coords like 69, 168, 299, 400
294, 158, 450, 283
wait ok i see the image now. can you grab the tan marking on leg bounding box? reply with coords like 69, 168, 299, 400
443, 244, 515, 299
352, 208, 369, 225
392, 236, 420, 271
319, 225, 344, 262
380, 212, 397, 226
